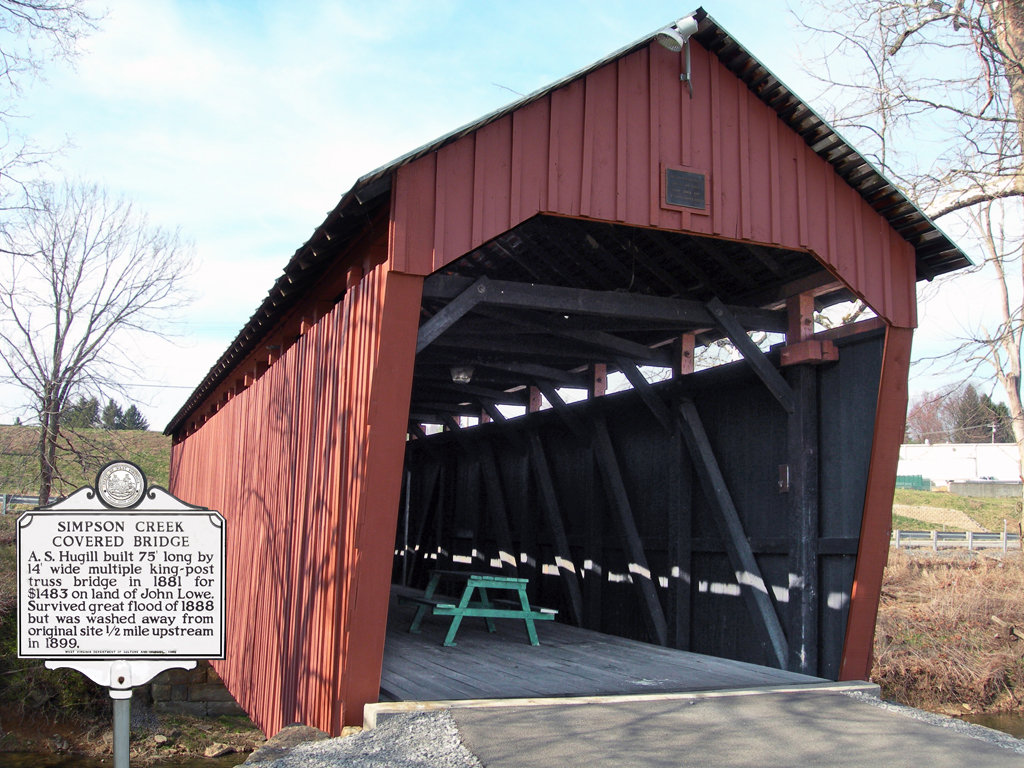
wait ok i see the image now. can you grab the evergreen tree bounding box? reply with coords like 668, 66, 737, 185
62, 395, 99, 429
947, 385, 991, 443
980, 394, 1014, 443
121, 405, 149, 431
101, 399, 123, 430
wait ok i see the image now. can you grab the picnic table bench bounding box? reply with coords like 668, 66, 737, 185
397, 570, 556, 647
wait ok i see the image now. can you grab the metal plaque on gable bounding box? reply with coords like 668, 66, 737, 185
663, 167, 708, 212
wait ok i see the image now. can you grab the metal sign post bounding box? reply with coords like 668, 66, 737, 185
17, 461, 226, 767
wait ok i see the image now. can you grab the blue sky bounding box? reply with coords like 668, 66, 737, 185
0, 1, 990, 428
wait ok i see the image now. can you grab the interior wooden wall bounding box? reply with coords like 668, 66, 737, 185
397, 330, 885, 679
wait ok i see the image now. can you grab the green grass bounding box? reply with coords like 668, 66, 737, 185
893, 489, 1022, 533
0, 424, 171, 499
892, 513, 930, 530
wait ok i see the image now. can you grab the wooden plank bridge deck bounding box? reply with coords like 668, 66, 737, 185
380, 593, 824, 703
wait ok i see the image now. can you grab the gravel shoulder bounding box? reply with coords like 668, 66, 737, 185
243, 712, 480, 768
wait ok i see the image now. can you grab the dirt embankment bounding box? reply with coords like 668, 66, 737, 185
873, 550, 1024, 715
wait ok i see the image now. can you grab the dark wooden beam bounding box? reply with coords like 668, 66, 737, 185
534, 382, 588, 440
486, 362, 584, 388
592, 417, 669, 646
478, 443, 519, 576
479, 400, 507, 424
474, 306, 670, 364
430, 332, 601, 362
417, 277, 489, 353
615, 359, 674, 433
667, 429, 691, 650
405, 458, 442, 587
526, 433, 584, 626
787, 364, 819, 675
418, 358, 587, 387
422, 275, 787, 333
414, 381, 526, 406
678, 399, 789, 668
706, 297, 795, 413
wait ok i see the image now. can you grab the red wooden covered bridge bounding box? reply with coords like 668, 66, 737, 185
166, 9, 968, 736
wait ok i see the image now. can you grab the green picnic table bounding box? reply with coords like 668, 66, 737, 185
405, 570, 556, 647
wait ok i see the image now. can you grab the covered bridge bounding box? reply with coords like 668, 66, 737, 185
166, 9, 968, 736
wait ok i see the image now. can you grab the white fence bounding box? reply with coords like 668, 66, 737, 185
891, 529, 1021, 552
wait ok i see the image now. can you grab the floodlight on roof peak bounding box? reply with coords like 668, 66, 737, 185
655, 15, 700, 98
655, 15, 699, 52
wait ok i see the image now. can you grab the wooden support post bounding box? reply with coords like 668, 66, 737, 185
478, 443, 520, 575
706, 297, 795, 413
675, 333, 696, 376
589, 363, 607, 398
840, 326, 913, 681
406, 459, 442, 587
667, 428, 692, 649
528, 386, 543, 413
787, 365, 819, 675
591, 417, 669, 646
583, 432, 604, 633
527, 432, 584, 626
678, 399, 789, 668
781, 292, 838, 367
787, 293, 815, 343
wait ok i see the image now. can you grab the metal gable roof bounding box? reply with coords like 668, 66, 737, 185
166, 7, 969, 435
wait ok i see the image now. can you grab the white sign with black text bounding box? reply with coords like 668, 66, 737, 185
18, 465, 225, 660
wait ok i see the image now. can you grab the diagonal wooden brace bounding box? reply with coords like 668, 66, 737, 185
706, 296, 795, 413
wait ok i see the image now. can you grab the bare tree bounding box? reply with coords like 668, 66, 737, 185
0, 182, 192, 501
907, 382, 1014, 442
796, 1, 1024, 508
0, 0, 97, 210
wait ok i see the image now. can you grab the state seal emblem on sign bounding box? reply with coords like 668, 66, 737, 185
96, 461, 146, 509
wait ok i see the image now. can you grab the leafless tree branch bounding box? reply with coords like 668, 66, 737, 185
0, 182, 193, 500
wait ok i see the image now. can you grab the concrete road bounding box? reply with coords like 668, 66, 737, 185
450, 691, 1024, 767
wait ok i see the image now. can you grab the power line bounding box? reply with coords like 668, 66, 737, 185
0, 376, 195, 390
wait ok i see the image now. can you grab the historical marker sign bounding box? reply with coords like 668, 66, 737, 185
18, 463, 225, 660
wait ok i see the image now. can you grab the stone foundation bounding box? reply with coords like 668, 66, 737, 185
150, 661, 245, 717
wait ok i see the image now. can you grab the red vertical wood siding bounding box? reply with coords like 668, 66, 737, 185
389, 41, 917, 328
839, 325, 913, 680
170, 262, 422, 735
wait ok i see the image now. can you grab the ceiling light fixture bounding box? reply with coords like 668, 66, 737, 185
450, 366, 474, 384
655, 15, 699, 98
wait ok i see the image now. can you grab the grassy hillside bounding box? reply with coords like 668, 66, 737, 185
0, 424, 171, 500
893, 489, 1021, 533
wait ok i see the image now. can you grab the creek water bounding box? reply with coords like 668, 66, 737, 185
962, 712, 1024, 738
